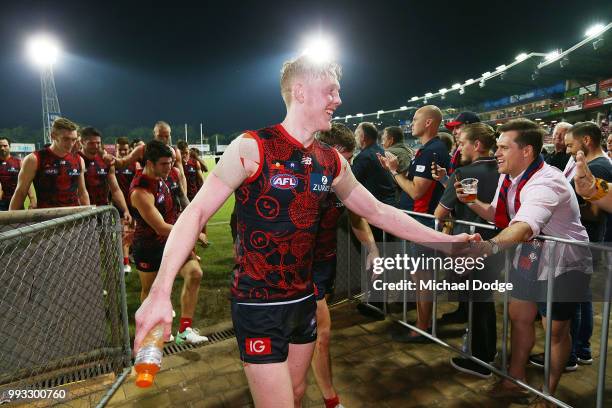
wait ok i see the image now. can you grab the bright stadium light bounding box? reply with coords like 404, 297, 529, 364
27, 34, 60, 66
545, 50, 561, 61
302, 34, 335, 63
439, 88, 448, 94
400, 106, 408, 110
515, 52, 529, 61
585, 23, 606, 37
425, 92, 433, 98
496, 64, 507, 71
356, 113, 364, 117
451, 83, 461, 89
482, 71, 492, 78
465, 78, 475, 85
410, 96, 419, 101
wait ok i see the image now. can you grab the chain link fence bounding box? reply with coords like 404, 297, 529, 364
0, 206, 131, 407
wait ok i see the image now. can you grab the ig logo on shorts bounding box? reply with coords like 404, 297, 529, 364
245, 337, 272, 355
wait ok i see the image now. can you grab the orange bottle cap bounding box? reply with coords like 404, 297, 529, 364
136, 372, 154, 388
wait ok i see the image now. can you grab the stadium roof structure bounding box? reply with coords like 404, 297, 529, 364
334, 22, 612, 123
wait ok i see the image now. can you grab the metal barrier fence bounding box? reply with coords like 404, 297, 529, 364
333, 210, 612, 408
0, 206, 131, 407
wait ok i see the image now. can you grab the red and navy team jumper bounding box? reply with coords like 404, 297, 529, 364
312, 191, 346, 299
231, 124, 340, 363
165, 167, 183, 216
184, 158, 200, 201
129, 173, 176, 272
33, 148, 82, 208
116, 162, 136, 200
0, 156, 21, 210
80, 152, 111, 206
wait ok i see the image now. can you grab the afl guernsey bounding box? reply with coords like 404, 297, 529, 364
232, 124, 341, 302
0, 156, 21, 209
184, 158, 200, 201
313, 192, 346, 262
80, 152, 111, 206
33, 148, 82, 208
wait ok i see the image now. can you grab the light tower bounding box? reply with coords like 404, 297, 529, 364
27, 35, 61, 145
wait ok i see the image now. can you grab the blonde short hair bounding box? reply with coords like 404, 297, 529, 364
153, 121, 171, 134
280, 55, 342, 107
51, 117, 78, 135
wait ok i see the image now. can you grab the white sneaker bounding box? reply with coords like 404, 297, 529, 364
123, 264, 132, 273
176, 327, 209, 345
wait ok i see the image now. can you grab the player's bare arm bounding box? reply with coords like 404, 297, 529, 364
333, 154, 478, 244
131, 188, 174, 237
9, 153, 37, 210
108, 166, 131, 222
77, 157, 90, 206
134, 134, 260, 350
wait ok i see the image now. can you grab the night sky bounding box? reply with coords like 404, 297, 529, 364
0, 0, 610, 135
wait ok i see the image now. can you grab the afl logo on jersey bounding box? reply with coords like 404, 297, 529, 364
271, 174, 298, 190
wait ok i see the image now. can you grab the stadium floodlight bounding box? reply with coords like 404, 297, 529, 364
400, 106, 408, 110
451, 83, 461, 89
425, 92, 433, 97
26, 34, 62, 145
545, 50, 561, 61
482, 71, 492, 78
356, 113, 364, 117
496, 64, 507, 71
410, 96, 419, 101
377, 110, 385, 114
302, 34, 335, 63
27, 34, 60, 66
465, 78, 475, 85
585, 23, 606, 38
515, 52, 529, 61
439, 88, 448, 94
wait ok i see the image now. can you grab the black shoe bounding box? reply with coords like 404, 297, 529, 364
529, 353, 578, 371
450, 357, 492, 379
576, 352, 593, 365
439, 309, 467, 324
356, 302, 385, 320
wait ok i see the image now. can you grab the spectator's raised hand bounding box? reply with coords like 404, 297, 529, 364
574, 150, 596, 198
431, 163, 447, 181
377, 151, 399, 173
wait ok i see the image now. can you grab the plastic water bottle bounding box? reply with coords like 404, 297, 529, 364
134, 325, 164, 388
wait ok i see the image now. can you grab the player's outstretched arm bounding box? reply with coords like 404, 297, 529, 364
9, 153, 37, 210
333, 155, 479, 245
108, 167, 131, 222
134, 134, 259, 352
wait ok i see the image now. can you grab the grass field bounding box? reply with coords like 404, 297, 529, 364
125, 157, 235, 339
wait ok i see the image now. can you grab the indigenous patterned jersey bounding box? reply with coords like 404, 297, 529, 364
33, 148, 82, 208
184, 158, 200, 201
80, 152, 110, 206
313, 192, 345, 262
232, 124, 341, 302
165, 167, 182, 217
0, 156, 21, 208
116, 162, 137, 199
130, 173, 176, 247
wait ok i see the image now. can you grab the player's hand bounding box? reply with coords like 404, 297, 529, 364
377, 152, 399, 173
134, 292, 173, 355
431, 163, 447, 181
198, 233, 209, 248
103, 154, 116, 167
574, 151, 596, 198
123, 211, 132, 225
29, 200, 37, 209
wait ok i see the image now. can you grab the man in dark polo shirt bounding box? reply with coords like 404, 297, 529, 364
545, 122, 572, 171
445, 111, 481, 176
434, 123, 500, 378
353, 122, 396, 241
379, 105, 451, 341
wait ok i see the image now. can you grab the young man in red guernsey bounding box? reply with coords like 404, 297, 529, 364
177, 140, 204, 202
10, 117, 90, 210
79, 127, 131, 222
0, 137, 37, 211
130, 140, 208, 345
115, 137, 137, 273
134, 56, 479, 406
311, 123, 380, 408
